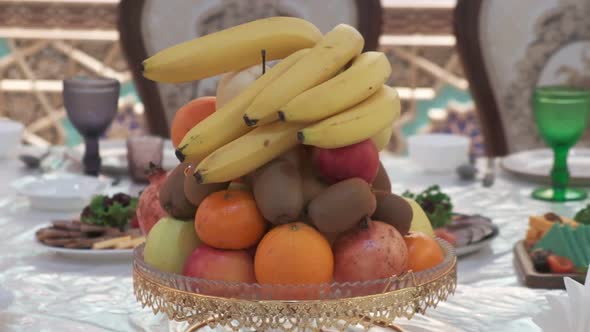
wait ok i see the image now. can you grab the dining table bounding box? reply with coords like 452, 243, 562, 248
0, 147, 578, 332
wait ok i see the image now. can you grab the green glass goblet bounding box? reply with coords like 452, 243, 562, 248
531, 86, 590, 202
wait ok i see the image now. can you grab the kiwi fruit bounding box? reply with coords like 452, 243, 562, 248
183, 163, 229, 207
227, 181, 250, 192
159, 163, 197, 219
372, 191, 413, 235
300, 159, 329, 205
277, 146, 304, 169
252, 159, 304, 225
308, 178, 376, 234
372, 161, 391, 192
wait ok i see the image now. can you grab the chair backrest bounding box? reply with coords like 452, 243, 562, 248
118, 0, 382, 137
454, 0, 590, 156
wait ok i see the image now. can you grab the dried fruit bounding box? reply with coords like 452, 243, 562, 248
530, 249, 550, 273
547, 254, 575, 274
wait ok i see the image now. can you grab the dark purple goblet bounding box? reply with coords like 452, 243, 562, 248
63, 77, 120, 176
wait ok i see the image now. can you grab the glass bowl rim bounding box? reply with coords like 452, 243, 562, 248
133, 237, 456, 290
534, 85, 590, 99
63, 77, 120, 89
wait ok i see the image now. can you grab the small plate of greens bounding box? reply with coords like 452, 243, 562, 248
35, 193, 144, 259
403, 185, 499, 257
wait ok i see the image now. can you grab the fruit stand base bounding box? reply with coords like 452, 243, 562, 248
186, 318, 406, 332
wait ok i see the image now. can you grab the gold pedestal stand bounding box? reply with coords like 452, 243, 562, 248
133, 257, 456, 332
187, 317, 405, 331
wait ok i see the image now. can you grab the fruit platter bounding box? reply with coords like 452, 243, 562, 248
515, 209, 590, 289
132, 17, 457, 330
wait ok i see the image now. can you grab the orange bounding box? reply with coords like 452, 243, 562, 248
195, 190, 266, 250
404, 232, 444, 272
255, 222, 333, 285
170, 96, 216, 148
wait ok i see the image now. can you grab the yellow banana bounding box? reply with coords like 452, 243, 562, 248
142, 17, 321, 83
194, 122, 305, 184
243, 24, 364, 126
278, 51, 391, 123
297, 86, 401, 149
176, 49, 310, 162
371, 125, 394, 151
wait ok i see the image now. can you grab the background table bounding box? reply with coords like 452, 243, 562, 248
0, 150, 578, 332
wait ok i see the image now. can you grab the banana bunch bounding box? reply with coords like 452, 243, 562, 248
242, 24, 364, 126
146, 18, 401, 183
143, 17, 321, 83
297, 86, 400, 149
175, 48, 310, 162
278, 51, 391, 123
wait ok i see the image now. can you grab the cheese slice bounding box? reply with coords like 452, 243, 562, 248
92, 236, 131, 250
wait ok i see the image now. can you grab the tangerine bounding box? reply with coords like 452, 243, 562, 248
403, 232, 444, 272
195, 190, 266, 250
170, 96, 216, 148
254, 222, 333, 285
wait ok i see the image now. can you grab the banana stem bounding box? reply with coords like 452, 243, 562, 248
261, 49, 266, 75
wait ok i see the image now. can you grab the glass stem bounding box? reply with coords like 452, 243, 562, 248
551, 145, 570, 201
83, 137, 101, 176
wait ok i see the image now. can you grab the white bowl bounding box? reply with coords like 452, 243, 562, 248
407, 134, 470, 173
0, 119, 23, 158
12, 173, 108, 211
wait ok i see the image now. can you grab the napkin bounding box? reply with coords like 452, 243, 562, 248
533, 224, 590, 268
532, 267, 590, 332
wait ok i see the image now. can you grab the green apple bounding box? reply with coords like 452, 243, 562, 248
404, 198, 434, 237
144, 217, 201, 274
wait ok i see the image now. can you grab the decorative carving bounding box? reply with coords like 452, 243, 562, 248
557, 46, 590, 88
198, 0, 296, 36
0, 2, 453, 35
503, 2, 590, 152
382, 8, 453, 35
0, 2, 116, 30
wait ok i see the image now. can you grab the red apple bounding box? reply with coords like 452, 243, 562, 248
312, 140, 379, 183
333, 220, 408, 283
183, 244, 256, 283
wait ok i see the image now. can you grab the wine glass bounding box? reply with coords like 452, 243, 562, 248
531, 86, 590, 201
63, 77, 120, 176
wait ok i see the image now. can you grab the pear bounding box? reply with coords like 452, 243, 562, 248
404, 198, 434, 237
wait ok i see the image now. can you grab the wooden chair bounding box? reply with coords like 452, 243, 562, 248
118, 0, 383, 137
454, 0, 590, 157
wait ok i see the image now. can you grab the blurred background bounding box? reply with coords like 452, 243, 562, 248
0, 0, 479, 154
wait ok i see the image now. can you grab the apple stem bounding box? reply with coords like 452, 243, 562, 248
261, 49, 266, 75
360, 216, 370, 229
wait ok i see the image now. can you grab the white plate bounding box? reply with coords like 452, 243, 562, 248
501, 148, 590, 185
70, 139, 178, 174
455, 234, 497, 257
454, 224, 499, 257
36, 241, 133, 260
12, 173, 108, 211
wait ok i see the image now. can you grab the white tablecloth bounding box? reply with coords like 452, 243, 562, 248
0, 151, 580, 332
